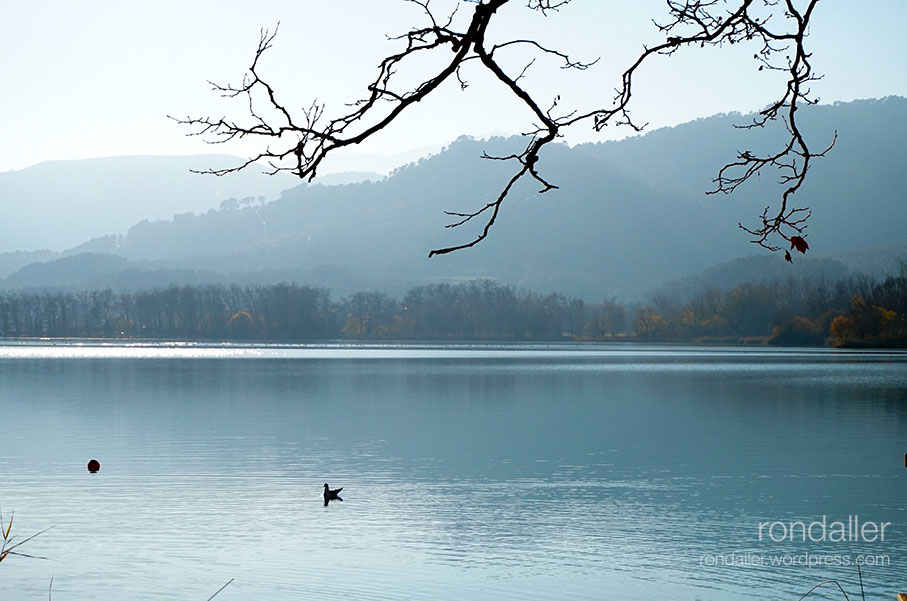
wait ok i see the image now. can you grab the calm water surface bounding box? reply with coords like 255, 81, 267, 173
0, 342, 905, 600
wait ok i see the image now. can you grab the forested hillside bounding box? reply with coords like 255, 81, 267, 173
2, 98, 905, 299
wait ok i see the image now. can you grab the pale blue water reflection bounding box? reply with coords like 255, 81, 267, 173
0, 343, 905, 600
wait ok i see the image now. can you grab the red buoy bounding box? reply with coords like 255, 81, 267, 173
87, 459, 100, 473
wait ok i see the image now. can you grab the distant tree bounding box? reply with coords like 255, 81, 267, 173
344, 291, 399, 337
768, 315, 825, 346
174, 0, 832, 258
227, 310, 257, 338
845, 294, 897, 342
585, 298, 627, 337
566, 298, 585, 338
680, 288, 723, 337
829, 314, 855, 347
720, 282, 777, 336
634, 306, 666, 338
219, 197, 239, 211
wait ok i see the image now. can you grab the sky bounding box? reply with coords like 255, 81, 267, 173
2, 0, 905, 176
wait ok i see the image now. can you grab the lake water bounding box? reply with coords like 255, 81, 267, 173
1, 342, 905, 600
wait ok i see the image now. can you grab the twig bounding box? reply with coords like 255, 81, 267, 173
206, 578, 235, 601
795, 579, 852, 601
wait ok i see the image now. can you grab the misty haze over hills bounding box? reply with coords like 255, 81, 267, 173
0, 155, 297, 253
1, 97, 904, 299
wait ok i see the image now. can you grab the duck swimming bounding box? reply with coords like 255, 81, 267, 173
323, 483, 343, 506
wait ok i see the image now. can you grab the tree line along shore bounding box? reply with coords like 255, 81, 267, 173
0, 269, 905, 348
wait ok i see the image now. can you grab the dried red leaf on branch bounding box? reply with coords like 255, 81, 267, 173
790, 236, 809, 254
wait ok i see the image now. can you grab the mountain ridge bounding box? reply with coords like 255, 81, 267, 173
2, 97, 904, 299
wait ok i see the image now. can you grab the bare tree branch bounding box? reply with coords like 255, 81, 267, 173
173, 0, 832, 258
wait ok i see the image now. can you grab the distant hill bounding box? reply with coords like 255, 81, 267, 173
822, 242, 907, 278
649, 255, 850, 303
37, 140, 718, 298
0, 154, 296, 253
312, 171, 385, 186
1, 253, 132, 289
2, 98, 905, 299
0, 251, 416, 297
0, 250, 58, 280
578, 96, 907, 252
648, 241, 907, 303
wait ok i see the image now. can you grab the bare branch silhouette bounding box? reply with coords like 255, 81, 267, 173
172, 0, 832, 257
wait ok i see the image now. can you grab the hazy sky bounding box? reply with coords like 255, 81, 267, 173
2, 0, 905, 175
